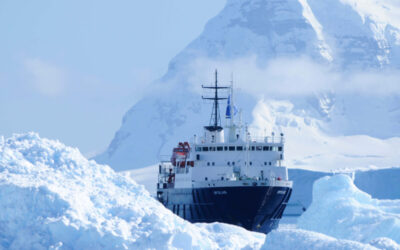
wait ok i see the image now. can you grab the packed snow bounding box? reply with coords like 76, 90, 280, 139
2, 133, 398, 249
298, 174, 400, 246
263, 228, 378, 250
0, 133, 265, 249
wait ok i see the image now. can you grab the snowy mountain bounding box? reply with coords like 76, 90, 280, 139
1, 133, 399, 249
95, 0, 400, 171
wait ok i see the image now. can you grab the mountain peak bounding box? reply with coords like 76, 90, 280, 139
96, 0, 400, 171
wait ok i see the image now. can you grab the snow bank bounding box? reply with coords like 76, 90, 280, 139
0, 133, 265, 249
262, 228, 377, 250
298, 174, 400, 246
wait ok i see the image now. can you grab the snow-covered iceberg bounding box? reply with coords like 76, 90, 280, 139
1, 133, 397, 249
0, 133, 265, 249
298, 174, 400, 246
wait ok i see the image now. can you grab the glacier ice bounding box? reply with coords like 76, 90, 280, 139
297, 174, 400, 245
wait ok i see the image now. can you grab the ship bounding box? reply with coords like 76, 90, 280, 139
156, 70, 293, 233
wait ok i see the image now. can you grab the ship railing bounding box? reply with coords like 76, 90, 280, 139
248, 135, 285, 144
194, 136, 285, 144
158, 157, 190, 175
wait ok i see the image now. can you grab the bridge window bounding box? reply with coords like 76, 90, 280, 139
212, 162, 215, 166
205, 177, 208, 181
263, 146, 269, 151
278, 146, 283, 151
272, 146, 278, 151
256, 146, 262, 151
195, 147, 202, 152
202, 147, 209, 151
251, 146, 255, 151
264, 162, 267, 165
227, 162, 230, 166
209, 147, 216, 151
207, 162, 210, 166
224, 146, 228, 151
249, 161, 252, 166
236, 146, 243, 151
269, 162, 272, 165
217, 146, 223, 151
232, 161, 235, 166
229, 146, 235, 151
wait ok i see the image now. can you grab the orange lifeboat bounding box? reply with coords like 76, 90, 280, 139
171, 142, 190, 167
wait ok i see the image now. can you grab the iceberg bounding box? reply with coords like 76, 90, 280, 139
0, 133, 265, 249
0, 133, 397, 249
298, 174, 400, 245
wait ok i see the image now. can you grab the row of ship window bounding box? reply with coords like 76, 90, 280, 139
206, 161, 273, 166
195, 146, 282, 152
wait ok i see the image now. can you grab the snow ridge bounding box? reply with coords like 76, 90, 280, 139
0, 133, 265, 249
298, 0, 332, 61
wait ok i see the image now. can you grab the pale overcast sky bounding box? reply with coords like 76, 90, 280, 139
0, 0, 226, 156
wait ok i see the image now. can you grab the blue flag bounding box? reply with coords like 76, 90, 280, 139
225, 95, 237, 118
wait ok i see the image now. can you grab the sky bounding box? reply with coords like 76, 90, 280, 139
0, 0, 226, 156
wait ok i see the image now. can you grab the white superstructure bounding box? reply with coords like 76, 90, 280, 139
157, 71, 290, 191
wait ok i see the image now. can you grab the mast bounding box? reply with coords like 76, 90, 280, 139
229, 73, 234, 128
202, 70, 229, 131
226, 74, 238, 142
214, 70, 218, 128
